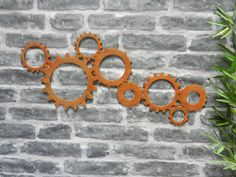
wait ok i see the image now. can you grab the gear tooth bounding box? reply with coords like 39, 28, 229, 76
64, 104, 68, 110
73, 104, 78, 111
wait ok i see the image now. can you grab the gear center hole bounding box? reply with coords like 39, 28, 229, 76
173, 110, 185, 122
80, 37, 98, 56
25, 48, 45, 67
187, 91, 200, 105
124, 89, 135, 101
148, 80, 175, 106
51, 64, 88, 101
100, 55, 125, 80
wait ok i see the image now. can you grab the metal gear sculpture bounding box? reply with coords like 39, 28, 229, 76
20, 32, 207, 126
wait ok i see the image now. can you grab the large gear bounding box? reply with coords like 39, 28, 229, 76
142, 73, 181, 113
41, 53, 97, 110
179, 84, 207, 112
74, 32, 103, 62
117, 82, 142, 108
93, 48, 132, 87
20, 42, 51, 73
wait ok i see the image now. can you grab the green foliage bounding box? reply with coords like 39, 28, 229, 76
205, 3, 236, 171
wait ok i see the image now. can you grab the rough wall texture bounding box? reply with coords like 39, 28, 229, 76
0, 0, 236, 177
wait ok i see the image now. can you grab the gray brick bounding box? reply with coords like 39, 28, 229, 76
87, 143, 109, 158
170, 54, 224, 71
174, 0, 234, 11
0, 143, 17, 154
0, 69, 42, 86
0, 13, 45, 30
20, 88, 48, 103
160, 16, 211, 31
6, 33, 68, 48
180, 145, 216, 160
103, 0, 168, 11
38, 0, 99, 10
205, 92, 223, 107
88, 14, 155, 31
21, 141, 81, 157
38, 124, 71, 139
71, 34, 119, 48
176, 74, 209, 88
0, 174, 34, 177
189, 35, 225, 51
113, 144, 176, 159
154, 128, 208, 143
123, 34, 186, 51
64, 160, 128, 175
52, 68, 87, 86
127, 107, 195, 125
75, 124, 149, 141
9, 107, 57, 121
0, 88, 17, 103
0, 123, 35, 139
0, 107, 6, 120
128, 53, 166, 69
0, 158, 36, 173
0, 51, 21, 66
0, 0, 33, 10
50, 13, 83, 31
132, 161, 200, 176
61, 107, 123, 123
204, 164, 236, 177
200, 109, 218, 126
34, 160, 59, 174
96, 88, 118, 104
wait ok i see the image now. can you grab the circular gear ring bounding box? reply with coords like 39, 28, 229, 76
20, 42, 51, 73
74, 32, 103, 62
41, 53, 97, 110
93, 48, 132, 87
169, 106, 188, 126
143, 73, 181, 113
180, 84, 206, 111
117, 82, 142, 108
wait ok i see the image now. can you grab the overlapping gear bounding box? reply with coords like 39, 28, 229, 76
21, 42, 51, 73
74, 32, 103, 62
20, 32, 207, 126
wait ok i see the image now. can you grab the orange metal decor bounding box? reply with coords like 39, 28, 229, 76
20, 32, 207, 126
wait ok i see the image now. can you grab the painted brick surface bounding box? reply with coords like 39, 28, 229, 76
0, 0, 235, 177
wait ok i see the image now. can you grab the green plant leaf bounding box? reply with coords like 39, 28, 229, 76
213, 27, 229, 38
208, 21, 227, 27
216, 144, 225, 154
232, 124, 236, 135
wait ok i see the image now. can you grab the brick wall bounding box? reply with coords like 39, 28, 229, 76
0, 0, 235, 177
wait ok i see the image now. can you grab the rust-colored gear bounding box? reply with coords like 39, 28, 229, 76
74, 32, 103, 62
117, 82, 142, 108
20, 42, 51, 73
142, 73, 181, 113
168, 106, 188, 126
41, 53, 97, 110
179, 84, 206, 112
93, 48, 132, 87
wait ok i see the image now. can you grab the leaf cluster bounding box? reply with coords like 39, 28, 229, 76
205, 3, 236, 171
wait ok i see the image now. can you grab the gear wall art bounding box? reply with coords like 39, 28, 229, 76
20, 32, 207, 126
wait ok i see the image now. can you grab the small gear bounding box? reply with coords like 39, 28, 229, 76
142, 73, 181, 113
93, 48, 132, 87
41, 53, 97, 110
74, 32, 103, 62
168, 106, 188, 126
117, 82, 142, 108
20, 42, 51, 73
179, 84, 206, 112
